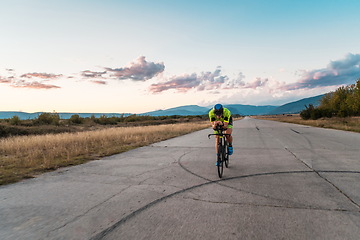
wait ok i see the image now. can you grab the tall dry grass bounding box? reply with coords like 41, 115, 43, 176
0, 122, 209, 185
255, 115, 360, 133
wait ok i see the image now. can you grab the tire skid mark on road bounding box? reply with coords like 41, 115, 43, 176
178, 149, 302, 206
290, 128, 301, 134
90, 162, 360, 240
188, 196, 353, 213
285, 147, 360, 209
48, 149, 178, 238
48, 185, 133, 238
252, 119, 360, 209
282, 125, 360, 209
178, 149, 360, 212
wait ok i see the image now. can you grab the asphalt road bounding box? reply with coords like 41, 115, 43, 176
1, 117, 359, 240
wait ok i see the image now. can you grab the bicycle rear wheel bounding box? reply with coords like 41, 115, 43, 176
217, 138, 224, 178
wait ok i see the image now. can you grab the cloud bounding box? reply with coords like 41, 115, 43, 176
150, 73, 200, 93
197, 68, 229, 91
223, 72, 246, 89
223, 74, 269, 90
11, 80, 61, 89
4, 53, 358, 96
243, 77, 269, 89
20, 72, 63, 79
0, 72, 61, 89
91, 80, 107, 85
282, 53, 360, 90
0, 77, 11, 84
81, 70, 107, 78
149, 67, 272, 93
105, 56, 165, 81
149, 67, 230, 93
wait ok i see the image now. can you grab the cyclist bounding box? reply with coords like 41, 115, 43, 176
209, 104, 233, 163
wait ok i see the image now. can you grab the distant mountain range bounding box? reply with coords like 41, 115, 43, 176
143, 104, 277, 116
140, 94, 324, 116
142, 105, 210, 116
266, 94, 324, 115
0, 94, 324, 120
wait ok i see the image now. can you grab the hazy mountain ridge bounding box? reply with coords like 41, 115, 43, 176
142, 105, 210, 116
141, 95, 324, 116
267, 94, 324, 115
225, 105, 278, 116
0, 95, 324, 119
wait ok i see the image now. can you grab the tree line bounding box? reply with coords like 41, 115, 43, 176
4, 113, 209, 126
301, 79, 360, 120
0, 113, 211, 138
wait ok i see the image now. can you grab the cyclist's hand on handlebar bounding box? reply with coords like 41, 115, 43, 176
213, 122, 226, 130
211, 121, 218, 130
212, 121, 221, 130
216, 121, 223, 126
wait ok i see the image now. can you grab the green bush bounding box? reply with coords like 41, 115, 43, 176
69, 114, 84, 124
300, 104, 312, 120
9, 116, 21, 125
35, 112, 60, 125
94, 115, 118, 125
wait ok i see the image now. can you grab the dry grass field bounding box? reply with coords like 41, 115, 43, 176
255, 115, 360, 133
0, 122, 209, 185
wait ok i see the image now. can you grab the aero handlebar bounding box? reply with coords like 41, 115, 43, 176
208, 125, 231, 139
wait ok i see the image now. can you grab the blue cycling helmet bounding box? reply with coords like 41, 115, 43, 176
214, 104, 223, 115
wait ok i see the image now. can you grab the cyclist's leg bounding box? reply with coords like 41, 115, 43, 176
226, 116, 233, 145
215, 135, 220, 154
225, 127, 233, 145
215, 135, 222, 166
213, 128, 220, 154
225, 126, 233, 155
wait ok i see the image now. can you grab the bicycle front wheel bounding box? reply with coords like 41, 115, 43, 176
217, 139, 224, 178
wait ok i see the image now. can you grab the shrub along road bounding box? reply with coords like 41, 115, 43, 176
0, 117, 359, 239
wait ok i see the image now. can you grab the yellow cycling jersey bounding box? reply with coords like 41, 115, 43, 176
209, 107, 231, 123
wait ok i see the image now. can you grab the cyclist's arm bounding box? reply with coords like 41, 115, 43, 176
209, 111, 220, 129
222, 109, 231, 129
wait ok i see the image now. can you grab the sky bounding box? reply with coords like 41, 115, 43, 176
1, 0, 360, 114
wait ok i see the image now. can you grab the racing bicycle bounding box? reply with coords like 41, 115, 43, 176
208, 125, 230, 178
